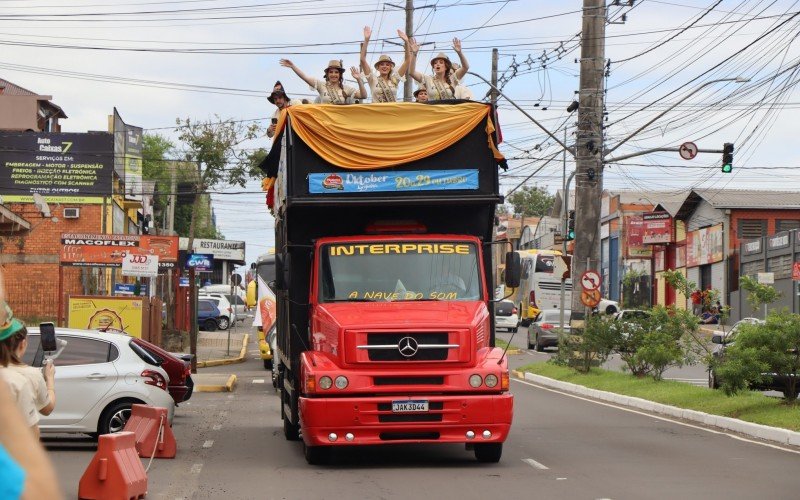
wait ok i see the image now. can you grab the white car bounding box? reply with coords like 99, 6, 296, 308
199, 289, 248, 320
23, 327, 175, 436
494, 300, 520, 332
198, 293, 237, 328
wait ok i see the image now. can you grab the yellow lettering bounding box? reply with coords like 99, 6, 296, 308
385, 244, 401, 254
369, 244, 384, 254
340, 246, 354, 256
418, 243, 433, 254
354, 244, 368, 255
348, 291, 359, 299
439, 244, 454, 253
455, 244, 470, 255
401, 244, 416, 253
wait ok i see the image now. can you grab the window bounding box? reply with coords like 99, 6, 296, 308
737, 219, 766, 240
767, 254, 792, 279
776, 219, 800, 233
56, 337, 114, 366
742, 260, 764, 278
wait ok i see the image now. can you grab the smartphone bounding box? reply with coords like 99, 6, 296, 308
271, 118, 278, 125
40, 322, 57, 352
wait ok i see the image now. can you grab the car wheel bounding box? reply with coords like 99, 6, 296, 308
263, 358, 273, 370
535, 335, 544, 352
98, 401, 135, 435
304, 442, 332, 465
218, 316, 230, 330
511, 326, 518, 333
606, 304, 618, 315
474, 443, 502, 463
203, 319, 217, 332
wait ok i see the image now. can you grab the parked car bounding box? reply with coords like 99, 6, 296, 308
596, 298, 620, 316
198, 294, 235, 329
23, 327, 175, 436
200, 291, 247, 321
198, 298, 223, 331
131, 338, 194, 405
528, 309, 571, 351
494, 300, 520, 332
708, 318, 766, 389
613, 309, 651, 323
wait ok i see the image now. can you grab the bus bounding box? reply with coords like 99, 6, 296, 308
508, 249, 572, 325
249, 252, 276, 369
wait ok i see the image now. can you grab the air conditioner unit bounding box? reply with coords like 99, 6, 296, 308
63, 207, 80, 219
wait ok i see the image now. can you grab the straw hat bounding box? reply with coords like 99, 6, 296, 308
267, 81, 289, 104
373, 54, 396, 70
324, 60, 345, 74
413, 86, 428, 98
430, 52, 452, 68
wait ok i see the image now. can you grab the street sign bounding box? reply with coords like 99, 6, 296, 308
679, 142, 698, 160
552, 255, 571, 280
580, 270, 601, 291
580, 289, 601, 308
757, 272, 775, 285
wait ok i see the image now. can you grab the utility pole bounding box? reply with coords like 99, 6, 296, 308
571, 0, 606, 323
490, 48, 499, 106
404, 0, 414, 101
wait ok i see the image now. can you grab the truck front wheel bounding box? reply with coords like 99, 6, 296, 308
280, 386, 300, 441
474, 443, 503, 463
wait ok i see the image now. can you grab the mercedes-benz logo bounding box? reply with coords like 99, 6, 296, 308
397, 336, 419, 358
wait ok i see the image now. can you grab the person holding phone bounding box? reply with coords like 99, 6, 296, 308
0, 304, 56, 438
266, 81, 303, 138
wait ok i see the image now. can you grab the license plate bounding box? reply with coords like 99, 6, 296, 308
391, 400, 429, 413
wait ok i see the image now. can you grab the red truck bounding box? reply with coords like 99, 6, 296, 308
261, 101, 520, 464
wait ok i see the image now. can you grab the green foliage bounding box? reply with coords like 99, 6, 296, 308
142, 134, 175, 230
739, 275, 781, 311
716, 310, 800, 401
506, 185, 555, 218
661, 269, 696, 298
554, 315, 613, 373
621, 268, 646, 289
609, 306, 698, 380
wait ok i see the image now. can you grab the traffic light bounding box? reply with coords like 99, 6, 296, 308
567, 210, 576, 241
722, 143, 734, 173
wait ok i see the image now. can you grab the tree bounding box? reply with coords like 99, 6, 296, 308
739, 275, 781, 313
506, 185, 555, 217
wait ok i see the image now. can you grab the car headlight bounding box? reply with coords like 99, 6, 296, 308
484, 374, 498, 388
469, 374, 482, 388
334, 376, 348, 389
319, 376, 333, 390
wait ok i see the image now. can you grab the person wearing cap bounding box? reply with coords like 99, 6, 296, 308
401, 33, 471, 101
267, 81, 303, 138
279, 58, 367, 105
359, 27, 411, 103
0, 302, 56, 439
413, 86, 428, 103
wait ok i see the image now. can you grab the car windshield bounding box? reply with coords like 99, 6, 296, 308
318, 241, 481, 302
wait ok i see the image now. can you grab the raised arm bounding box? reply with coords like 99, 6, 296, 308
453, 38, 469, 81
396, 30, 411, 78
398, 31, 423, 82
350, 66, 368, 100
360, 26, 372, 76
279, 59, 315, 88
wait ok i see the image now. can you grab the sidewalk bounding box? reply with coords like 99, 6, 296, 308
196, 327, 247, 363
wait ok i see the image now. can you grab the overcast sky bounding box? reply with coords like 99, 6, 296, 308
3, 0, 799, 267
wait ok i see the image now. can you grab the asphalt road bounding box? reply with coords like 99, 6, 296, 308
45, 329, 800, 499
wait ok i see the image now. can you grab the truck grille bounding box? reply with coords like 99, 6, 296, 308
361, 332, 455, 361
374, 376, 444, 386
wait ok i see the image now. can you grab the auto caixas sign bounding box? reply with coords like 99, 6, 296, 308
60, 233, 178, 268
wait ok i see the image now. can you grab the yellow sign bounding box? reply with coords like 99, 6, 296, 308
329, 243, 471, 256
68, 296, 144, 338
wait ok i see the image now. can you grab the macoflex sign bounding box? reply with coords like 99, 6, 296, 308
60, 233, 178, 268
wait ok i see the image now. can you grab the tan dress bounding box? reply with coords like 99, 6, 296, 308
309, 79, 358, 104
367, 72, 404, 103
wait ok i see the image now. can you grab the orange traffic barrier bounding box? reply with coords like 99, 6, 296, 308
124, 404, 177, 459
78, 431, 147, 500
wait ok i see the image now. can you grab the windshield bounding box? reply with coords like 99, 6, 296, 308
318, 241, 482, 302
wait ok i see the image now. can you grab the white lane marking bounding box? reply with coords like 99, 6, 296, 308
202, 440, 214, 449
556, 478, 567, 481
512, 378, 800, 455
190, 463, 203, 474
212, 424, 222, 431
249, 350, 260, 354
522, 458, 549, 470
252, 379, 266, 384
252, 356, 261, 360
227, 394, 235, 399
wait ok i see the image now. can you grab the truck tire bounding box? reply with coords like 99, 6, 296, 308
304, 442, 331, 465
474, 443, 502, 463
281, 387, 300, 441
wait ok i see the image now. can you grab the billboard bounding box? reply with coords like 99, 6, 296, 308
185, 253, 213, 272
110, 108, 143, 201
179, 237, 246, 262
642, 211, 673, 244
626, 214, 652, 258
68, 296, 144, 338
0, 132, 113, 201
686, 224, 724, 267
60, 233, 178, 268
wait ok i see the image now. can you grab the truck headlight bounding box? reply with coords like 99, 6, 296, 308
319, 376, 333, 390
334, 376, 349, 389
469, 374, 482, 388
484, 374, 498, 388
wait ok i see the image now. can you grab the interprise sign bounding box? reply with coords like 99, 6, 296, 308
308, 170, 479, 194
60, 233, 178, 268
0, 132, 113, 202
642, 211, 673, 244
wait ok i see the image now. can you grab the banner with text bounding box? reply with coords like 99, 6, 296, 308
308, 169, 479, 194
60, 233, 178, 268
686, 224, 724, 267
642, 211, 673, 244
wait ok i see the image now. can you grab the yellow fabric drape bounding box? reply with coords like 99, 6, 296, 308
273, 102, 504, 170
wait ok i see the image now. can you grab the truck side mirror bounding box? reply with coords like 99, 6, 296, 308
275, 254, 290, 291
504, 251, 521, 289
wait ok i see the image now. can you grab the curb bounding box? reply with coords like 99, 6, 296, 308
195, 374, 237, 393
515, 371, 800, 448
197, 334, 250, 368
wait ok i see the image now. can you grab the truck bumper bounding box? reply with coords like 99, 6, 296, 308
299, 393, 513, 446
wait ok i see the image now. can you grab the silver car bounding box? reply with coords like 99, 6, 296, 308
24, 328, 175, 436
528, 310, 571, 352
